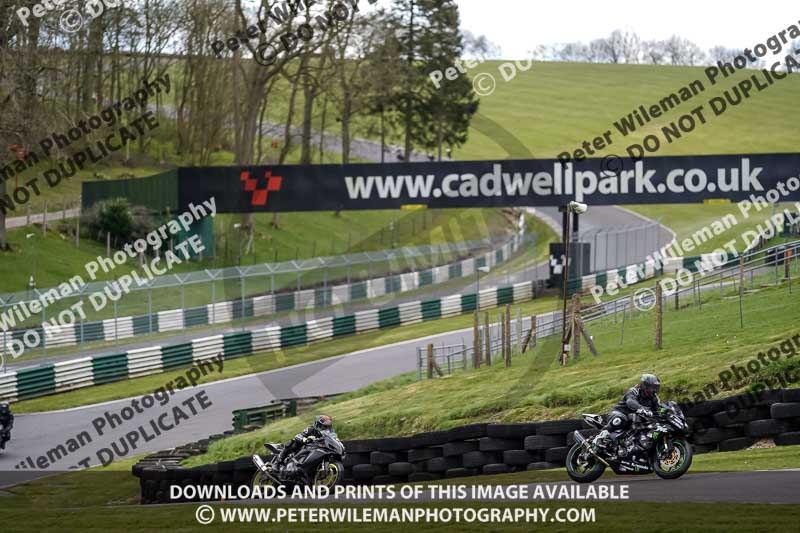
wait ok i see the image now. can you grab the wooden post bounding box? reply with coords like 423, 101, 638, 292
499, 313, 505, 364
522, 315, 536, 353
75, 210, 80, 248
739, 255, 745, 328
571, 294, 581, 361
473, 310, 481, 368
655, 283, 663, 350
675, 285, 679, 310
106, 231, 111, 257
484, 312, 491, 366
505, 305, 511, 367
516, 308, 522, 355
43, 201, 48, 234
427, 343, 434, 379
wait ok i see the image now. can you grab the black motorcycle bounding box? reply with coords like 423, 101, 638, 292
251, 431, 346, 490
566, 401, 693, 483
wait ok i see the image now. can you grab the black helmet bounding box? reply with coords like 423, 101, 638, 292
640, 374, 660, 399
314, 414, 333, 432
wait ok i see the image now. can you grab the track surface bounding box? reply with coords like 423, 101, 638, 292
195, 470, 800, 505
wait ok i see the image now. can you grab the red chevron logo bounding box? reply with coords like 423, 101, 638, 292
240, 169, 282, 206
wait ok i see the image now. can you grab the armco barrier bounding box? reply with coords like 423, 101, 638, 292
0, 279, 541, 402
132, 387, 800, 504
1, 233, 524, 356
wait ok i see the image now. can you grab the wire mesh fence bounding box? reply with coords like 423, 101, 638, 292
578, 219, 662, 273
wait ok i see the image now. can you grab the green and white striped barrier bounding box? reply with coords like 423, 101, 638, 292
568, 258, 660, 295
2, 234, 525, 357
0, 279, 538, 403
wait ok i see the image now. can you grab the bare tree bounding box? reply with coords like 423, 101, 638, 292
643, 40, 667, 64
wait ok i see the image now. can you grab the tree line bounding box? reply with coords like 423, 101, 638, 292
533, 29, 800, 68
0, 0, 480, 247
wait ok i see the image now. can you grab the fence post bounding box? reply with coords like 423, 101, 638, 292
43, 201, 48, 235
655, 283, 663, 350
473, 309, 481, 368
505, 304, 511, 367
739, 255, 745, 328
75, 210, 80, 248
516, 308, 522, 355
417, 347, 422, 381
427, 343, 434, 379
484, 312, 491, 366
571, 294, 580, 361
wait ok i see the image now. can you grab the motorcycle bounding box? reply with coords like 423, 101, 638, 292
251, 431, 346, 491
0, 429, 9, 451
566, 401, 693, 483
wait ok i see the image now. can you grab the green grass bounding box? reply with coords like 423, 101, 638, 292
187, 275, 800, 464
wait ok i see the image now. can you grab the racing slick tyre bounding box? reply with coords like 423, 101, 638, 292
565, 443, 605, 483
653, 437, 692, 480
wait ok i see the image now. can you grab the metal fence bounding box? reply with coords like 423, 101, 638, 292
0, 231, 533, 355
578, 219, 662, 273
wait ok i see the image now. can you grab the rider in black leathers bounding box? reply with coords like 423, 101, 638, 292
276, 415, 333, 468
0, 401, 13, 450
595, 374, 661, 448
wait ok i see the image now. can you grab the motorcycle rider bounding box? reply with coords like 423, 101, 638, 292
275, 415, 334, 469
594, 374, 661, 450
0, 401, 13, 450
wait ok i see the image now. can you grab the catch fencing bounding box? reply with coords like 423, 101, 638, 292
1, 231, 530, 357
0, 279, 542, 402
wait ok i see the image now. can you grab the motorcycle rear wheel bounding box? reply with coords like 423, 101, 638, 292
653, 437, 692, 480
251, 468, 277, 491
566, 443, 606, 483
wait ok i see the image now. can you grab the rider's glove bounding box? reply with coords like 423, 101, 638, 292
637, 408, 653, 417
302, 436, 316, 443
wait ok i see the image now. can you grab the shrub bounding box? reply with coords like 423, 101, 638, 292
81, 198, 155, 248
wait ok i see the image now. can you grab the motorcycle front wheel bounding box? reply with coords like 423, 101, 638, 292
315, 460, 344, 489
566, 443, 606, 483
652, 437, 692, 480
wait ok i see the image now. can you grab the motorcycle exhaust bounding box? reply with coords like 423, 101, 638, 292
573, 432, 611, 467
252, 454, 282, 485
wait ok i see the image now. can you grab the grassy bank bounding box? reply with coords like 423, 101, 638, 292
189, 277, 800, 463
